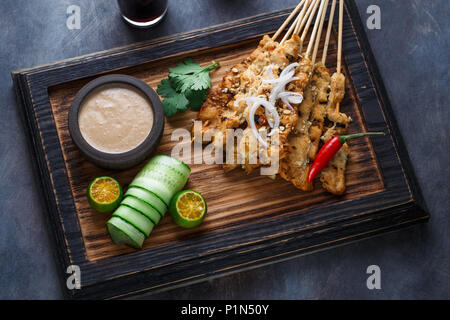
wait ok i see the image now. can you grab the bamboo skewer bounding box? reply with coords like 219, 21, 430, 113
300, 0, 321, 45
293, 0, 312, 36
311, 0, 329, 64
299, 0, 320, 35
280, 0, 314, 44
273, 0, 342, 72
272, 0, 307, 41
336, 0, 344, 112
281, 8, 303, 43
294, 0, 315, 35
337, 0, 343, 74
322, 0, 337, 64
305, 0, 327, 58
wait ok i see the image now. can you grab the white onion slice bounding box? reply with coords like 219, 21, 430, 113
258, 99, 280, 136
279, 91, 304, 104
238, 98, 280, 147
233, 63, 302, 147
265, 65, 275, 80
263, 72, 295, 85
236, 97, 276, 128
280, 62, 299, 78
269, 76, 299, 106
249, 102, 268, 148
281, 97, 294, 110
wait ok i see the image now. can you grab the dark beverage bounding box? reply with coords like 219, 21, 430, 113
118, 0, 168, 28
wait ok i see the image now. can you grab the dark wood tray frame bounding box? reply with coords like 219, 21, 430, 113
12, 0, 428, 299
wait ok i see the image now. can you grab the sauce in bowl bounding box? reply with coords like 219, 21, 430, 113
68, 74, 164, 170
79, 85, 154, 154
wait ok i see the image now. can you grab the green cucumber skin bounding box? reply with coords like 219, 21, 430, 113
136, 163, 188, 190
130, 177, 173, 206
106, 217, 145, 249
139, 156, 190, 176
148, 155, 191, 176
125, 187, 167, 217
121, 196, 161, 225
136, 157, 190, 189
112, 206, 154, 237
136, 167, 187, 193
130, 155, 191, 205
107, 155, 191, 249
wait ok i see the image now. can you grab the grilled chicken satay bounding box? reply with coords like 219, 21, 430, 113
320, 71, 351, 195
308, 62, 330, 160
198, 35, 278, 144
278, 86, 314, 190
199, 35, 285, 173
198, 2, 354, 195
279, 62, 328, 191
219, 35, 306, 174
322, 72, 351, 138
238, 35, 306, 174
320, 142, 349, 195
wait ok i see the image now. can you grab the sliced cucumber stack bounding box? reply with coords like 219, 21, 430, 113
106, 217, 145, 249
106, 155, 190, 249
122, 196, 161, 225
125, 187, 167, 216
131, 155, 191, 205
113, 206, 154, 237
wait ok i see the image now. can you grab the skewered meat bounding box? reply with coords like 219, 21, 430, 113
198, 35, 278, 140
280, 62, 329, 191
196, 0, 354, 196
320, 142, 349, 195
319, 71, 351, 195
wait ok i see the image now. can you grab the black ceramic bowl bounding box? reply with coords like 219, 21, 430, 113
68, 74, 164, 170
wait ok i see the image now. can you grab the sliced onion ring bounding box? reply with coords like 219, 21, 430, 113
279, 91, 304, 104
280, 62, 299, 78
233, 63, 302, 147
238, 98, 280, 147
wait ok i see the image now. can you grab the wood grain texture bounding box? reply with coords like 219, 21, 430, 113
11, 1, 428, 299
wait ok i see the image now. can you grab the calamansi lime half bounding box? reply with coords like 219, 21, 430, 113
169, 190, 207, 228
87, 176, 123, 213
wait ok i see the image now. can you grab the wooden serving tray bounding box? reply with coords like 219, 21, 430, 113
12, 0, 428, 299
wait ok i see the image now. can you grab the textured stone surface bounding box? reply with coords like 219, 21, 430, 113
0, 0, 448, 299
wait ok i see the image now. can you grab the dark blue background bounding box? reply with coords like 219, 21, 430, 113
0, 0, 448, 299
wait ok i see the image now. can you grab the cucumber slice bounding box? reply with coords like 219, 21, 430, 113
106, 217, 145, 249
112, 206, 154, 237
148, 155, 191, 177
136, 157, 190, 187
130, 155, 191, 206
125, 187, 167, 216
135, 166, 187, 192
130, 177, 174, 206
122, 196, 161, 225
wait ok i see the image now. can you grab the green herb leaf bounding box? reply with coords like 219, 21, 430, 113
185, 89, 208, 111
169, 59, 220, 93
174, 72, 212, 92
156, 79, 177, 98
169, 58, 205, 75
162, 94, 189, 117
157, 58, 220, 117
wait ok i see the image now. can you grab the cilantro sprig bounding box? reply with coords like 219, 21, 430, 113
157, 58, 220, 117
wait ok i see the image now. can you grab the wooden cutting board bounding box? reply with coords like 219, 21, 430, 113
12, 0, 428, 299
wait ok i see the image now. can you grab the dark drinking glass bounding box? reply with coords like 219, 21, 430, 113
118, 0, 168, 28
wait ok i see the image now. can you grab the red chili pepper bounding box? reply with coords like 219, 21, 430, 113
307, 132, 385, 183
